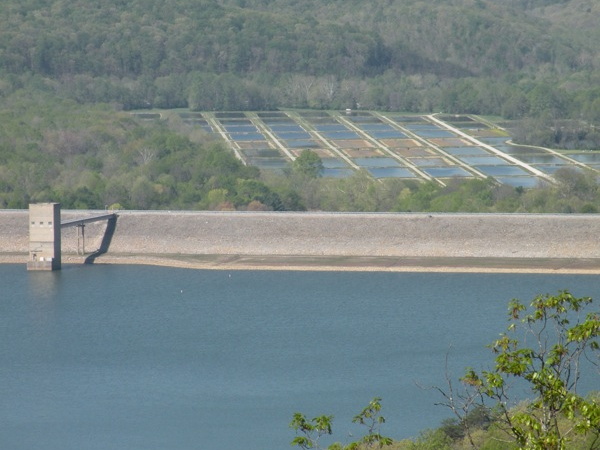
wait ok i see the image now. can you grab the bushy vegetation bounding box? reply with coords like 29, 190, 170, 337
0, 90, 292, 210
295, 292, 600, 450
264, 165, 600, 214
290, 397, 393, 450
295, 392, 600, 450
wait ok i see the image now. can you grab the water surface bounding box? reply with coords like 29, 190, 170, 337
1, 265, 598, 450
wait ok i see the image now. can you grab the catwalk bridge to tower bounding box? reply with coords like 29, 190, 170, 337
27, 203, 117, 271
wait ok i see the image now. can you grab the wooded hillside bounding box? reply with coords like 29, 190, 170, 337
1, 0, 599, 211
1, 0, 598, 117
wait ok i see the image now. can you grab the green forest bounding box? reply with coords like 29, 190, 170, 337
1, 0, 599, 211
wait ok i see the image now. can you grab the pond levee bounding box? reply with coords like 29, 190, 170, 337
1, 210, 600, 271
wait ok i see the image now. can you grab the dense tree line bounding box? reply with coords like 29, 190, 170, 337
262, 159, 600, 213
0, 90, 293, 211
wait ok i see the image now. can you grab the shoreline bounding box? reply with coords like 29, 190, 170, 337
5, 253, 600, 274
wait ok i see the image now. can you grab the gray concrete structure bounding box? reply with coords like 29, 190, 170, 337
27, 203, 61, 270
26, 204, 117, 270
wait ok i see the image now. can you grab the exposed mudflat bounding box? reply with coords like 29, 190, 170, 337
3, 210, 600, 272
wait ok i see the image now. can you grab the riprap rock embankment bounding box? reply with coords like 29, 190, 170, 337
2, 210, 599, 271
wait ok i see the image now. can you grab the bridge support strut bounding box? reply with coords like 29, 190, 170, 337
27, 203, 117, 271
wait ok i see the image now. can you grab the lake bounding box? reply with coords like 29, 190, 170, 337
1, 264, 598, 449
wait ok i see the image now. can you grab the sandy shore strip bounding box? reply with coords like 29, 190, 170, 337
1, 253, 595, 273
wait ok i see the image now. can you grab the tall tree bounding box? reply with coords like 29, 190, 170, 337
442, 291, 600, 449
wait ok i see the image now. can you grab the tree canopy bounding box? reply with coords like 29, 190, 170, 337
0, 0, 598, 126
440, 291, 600, 449
0, 0, 599, 211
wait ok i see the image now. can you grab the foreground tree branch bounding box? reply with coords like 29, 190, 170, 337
457, 291, 600, 449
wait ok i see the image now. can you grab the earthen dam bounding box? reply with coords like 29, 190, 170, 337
2, 210, 600, 272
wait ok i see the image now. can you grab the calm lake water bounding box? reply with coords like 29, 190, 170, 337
1, 265, 599, 450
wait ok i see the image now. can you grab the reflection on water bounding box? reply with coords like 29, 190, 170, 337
369, 130, 408, 139
26, 270, 61, 331
532, 164, 579, 174
266, 125, 303, 132
359, 124, 395, 131
368, 167, 416, 178
273, 131, 312, 140
444, 146, 491, 156
475, 165, 529, 176
496, 145, 539, 156
228, 132, 265, 141
315, 124, 347, 132
413, 130, 456, 138
224, 125, 257, 133
322, 131, 360, 140
354, 157, 401, 168
517, 154, 566, 164
568, 153, 600, 163
27, 270, 62, 301
423, 166, 472, 177
286, 139, 319, 148
459, 155, 509, 165
407, 157, 449, 167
